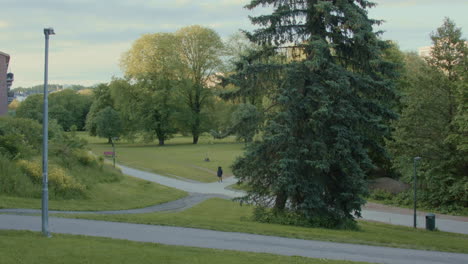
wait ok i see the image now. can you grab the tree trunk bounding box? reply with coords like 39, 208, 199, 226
158, 138, 165, 146
193, 135, 199, 144
274, 192, 287, 210
107, 137, 112, 144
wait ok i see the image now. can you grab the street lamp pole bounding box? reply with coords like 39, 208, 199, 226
413, 156, 421, 228
42, 27, 55, 237
111, 137, 118, 168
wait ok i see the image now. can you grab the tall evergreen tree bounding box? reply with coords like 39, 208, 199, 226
232, 0, 397, 228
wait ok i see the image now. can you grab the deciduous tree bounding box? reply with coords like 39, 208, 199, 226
175, 25, 224, 144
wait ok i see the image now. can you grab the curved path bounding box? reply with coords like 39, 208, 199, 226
119, 164, 468, 235
119, 165, 243, 198
1, 214, 467, 264
0, 193, 226, 215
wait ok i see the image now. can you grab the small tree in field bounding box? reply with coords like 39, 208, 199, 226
95, 107, 122, 144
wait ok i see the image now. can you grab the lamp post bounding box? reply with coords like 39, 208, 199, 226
111, 137, 119, 168
42, 27, 55, 237
413, 156, 421, 228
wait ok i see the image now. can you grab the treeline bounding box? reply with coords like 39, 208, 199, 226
387, 19, 467, 212
85, 26, 257, 145
13, 84, 92, 94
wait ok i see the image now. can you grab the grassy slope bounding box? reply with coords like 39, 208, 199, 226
0, 230, 368, 264
80, 132, 245, 183
0, 175, 186, 211
59, 198, 468, 253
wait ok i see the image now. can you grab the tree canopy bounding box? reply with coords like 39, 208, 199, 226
389, 18, 467, 210
232, 0, 398, 228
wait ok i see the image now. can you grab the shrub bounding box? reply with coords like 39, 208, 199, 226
0, 117, 43, 159
17, 160, 85, 199
74, 150, 97, 166
0, 154, 40, 198
370, 189, 394, 201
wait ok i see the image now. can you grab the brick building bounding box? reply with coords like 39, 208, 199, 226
0, 51, 10, 116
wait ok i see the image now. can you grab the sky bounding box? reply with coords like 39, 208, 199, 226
1, 0, 467, 88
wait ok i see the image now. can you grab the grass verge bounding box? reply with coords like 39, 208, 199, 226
0, 175, 186, 211
0, 230, 368, 264
79, 132, 245, 183
57, 198, 468, 253
367, 197, 468, 217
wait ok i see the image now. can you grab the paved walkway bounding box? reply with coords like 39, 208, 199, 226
1, 215, 467, 264
119, 165, 243, 198
119, 164, 468, 235
0, 193, 224, 215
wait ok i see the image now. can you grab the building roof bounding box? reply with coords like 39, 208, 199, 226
0, 51, 10, 64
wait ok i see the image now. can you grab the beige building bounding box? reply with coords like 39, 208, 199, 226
0, 51, 10, 116
418, 46, 432, 57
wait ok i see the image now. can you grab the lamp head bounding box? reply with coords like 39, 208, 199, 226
414, 157, 421, 161
44, 28, 55, 36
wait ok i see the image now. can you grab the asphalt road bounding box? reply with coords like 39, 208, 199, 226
1, 215, 467, 264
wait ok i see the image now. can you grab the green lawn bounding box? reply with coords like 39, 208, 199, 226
0, 230, 368, 264
0, 175, 186, 211
79, 132, 245, 182
58, 198, 468, 253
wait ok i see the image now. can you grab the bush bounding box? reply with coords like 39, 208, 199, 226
0, 154, 40, 198
370, 189, 394, 201
0, 117, 43, 159
17, 160, 85, 199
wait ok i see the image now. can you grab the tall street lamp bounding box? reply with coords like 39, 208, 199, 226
42, 27, 55, 237
413, 156, 421, 228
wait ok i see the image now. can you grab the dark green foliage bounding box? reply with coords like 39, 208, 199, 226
94, 107, 123, 143
49, 90, 92, 131
133, 78, 178, 146
107, 79, 141, 142
85, 83, 115, 136
211, 103, 261, 143
0, 117, 42, 159
369, 189, 394, 201
16, 90, 92, 131
389, 18, 467, 211
0, 117, 122, 200
233, 0, 397, 228
15, 94, 43, 122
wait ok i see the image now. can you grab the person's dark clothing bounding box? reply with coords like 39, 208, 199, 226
217, 167, 223, 177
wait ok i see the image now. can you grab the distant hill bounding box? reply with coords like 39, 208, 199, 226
12, 84, 96, 95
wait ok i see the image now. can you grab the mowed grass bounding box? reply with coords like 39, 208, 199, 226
0, 230, 369, 264
79, 132, 245, 182
59, 198, 468, 253
0, 175, 186, 211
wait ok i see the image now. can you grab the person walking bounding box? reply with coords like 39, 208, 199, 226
217, 166, 223, 183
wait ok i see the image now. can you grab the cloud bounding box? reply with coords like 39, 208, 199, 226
4, 0, 467, 87
9, 41, 128, 88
